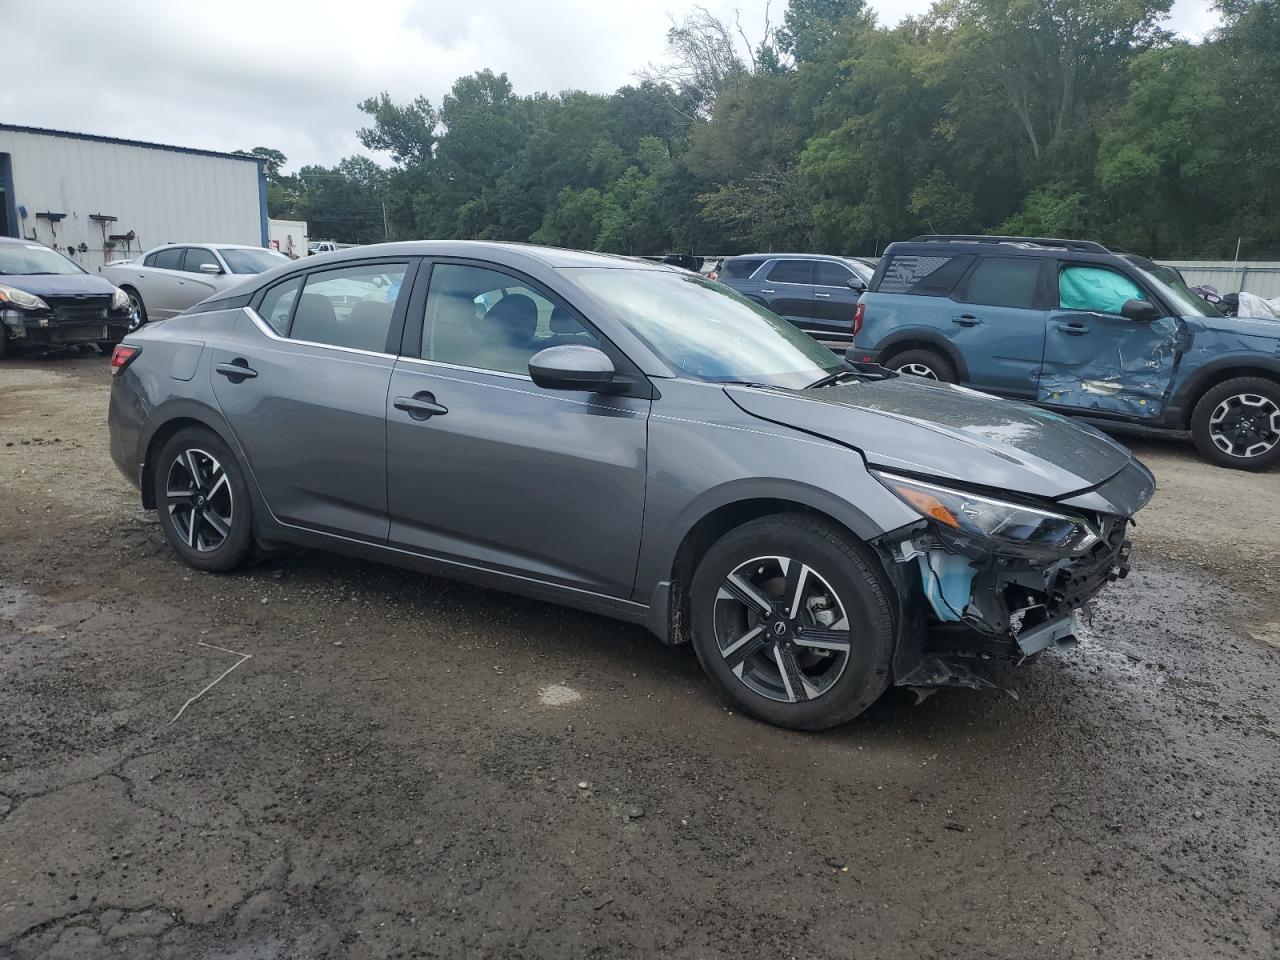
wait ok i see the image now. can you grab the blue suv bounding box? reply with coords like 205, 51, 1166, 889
850, 235, 1280, 470
715, 253, 875, 346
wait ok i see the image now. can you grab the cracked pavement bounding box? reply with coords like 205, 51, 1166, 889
1, 355, 1278, 958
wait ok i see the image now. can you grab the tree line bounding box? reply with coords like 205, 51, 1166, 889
253, 0, 1280, 260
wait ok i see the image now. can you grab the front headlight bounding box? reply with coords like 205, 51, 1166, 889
873, 471, 1099, 555
0, 283, 49, 311
111, 286, 132, 311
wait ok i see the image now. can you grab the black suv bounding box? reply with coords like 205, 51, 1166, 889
851, 235, 1280, 470
714, 253, 875, 346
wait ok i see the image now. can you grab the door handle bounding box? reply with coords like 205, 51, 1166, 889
394, 393, 448, 420
1056, 322, 1089, 336
814, 292, 832, 298
215, 360, 257, 380
952, 315, 981, 327
760, 288, 776, 294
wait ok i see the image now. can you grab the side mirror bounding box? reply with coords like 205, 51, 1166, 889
1120, 298, 1160, 322
198, 262, 222, 275
847, 277, 868, 293
529, 344, 615, 391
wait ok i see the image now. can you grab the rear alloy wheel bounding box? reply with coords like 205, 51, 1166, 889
124, 287, 147, 330
1191, 377, 1280, 471
154, 427, 254, 570
690, 515, 895, 730
889, 348, 956, 383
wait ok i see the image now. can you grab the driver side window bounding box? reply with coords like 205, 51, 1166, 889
1059, 265, 1146, 315
420, 263, 597, 376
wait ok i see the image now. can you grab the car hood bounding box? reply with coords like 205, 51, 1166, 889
725, 376, 1138, 500
0, 273, 119, 297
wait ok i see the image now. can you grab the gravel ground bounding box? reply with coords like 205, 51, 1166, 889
1, 354, 1277, 959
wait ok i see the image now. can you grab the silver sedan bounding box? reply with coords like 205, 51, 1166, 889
100, 243, 289, 325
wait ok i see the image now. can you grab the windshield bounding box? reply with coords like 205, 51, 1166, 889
219, 248, 290, 274
849, 260, 875, 283
573, 268, 844, 389
1136, 264, 1221, 318
0, 244, 85, 276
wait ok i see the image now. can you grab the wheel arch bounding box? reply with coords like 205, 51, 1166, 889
138, 405, 240, 510
659, 490, 891, 647
872, 331, 969, 381
1171, 357, 1280, 428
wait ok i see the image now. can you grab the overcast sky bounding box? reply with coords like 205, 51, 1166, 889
5, 0, 1222, 172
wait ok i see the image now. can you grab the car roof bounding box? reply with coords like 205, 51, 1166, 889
880, 235, 1122, 263
727, 252, 857, 264
0, 236, 53, 248
297, 240, 679, 273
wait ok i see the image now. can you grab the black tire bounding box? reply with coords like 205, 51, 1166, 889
1190, 377, 1280, 471
0, 323, 8, 359
153, 426, 255, 571
123, 286, 147, 330
689, 514, 895, 731
887, 347, 956, 382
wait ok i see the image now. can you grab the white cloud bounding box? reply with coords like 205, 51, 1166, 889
4, 0, 1222, 172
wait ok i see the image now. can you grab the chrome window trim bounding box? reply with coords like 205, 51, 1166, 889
396, 353, 533, 382
242, 306, 394, 360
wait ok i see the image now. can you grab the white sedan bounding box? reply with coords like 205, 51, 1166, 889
100, 243, 289, 326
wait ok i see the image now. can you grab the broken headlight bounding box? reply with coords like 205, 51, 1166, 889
0, 284, 49, 311
110, 286, 132, 311
873, 472, 1099, 555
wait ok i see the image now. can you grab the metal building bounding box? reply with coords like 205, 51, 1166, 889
0, 124, 267, 272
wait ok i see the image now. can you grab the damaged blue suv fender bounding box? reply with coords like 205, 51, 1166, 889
851, 235, 1280, 471
108, 241, 1153, 731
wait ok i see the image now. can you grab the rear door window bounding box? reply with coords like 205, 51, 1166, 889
290, 263, 408, 352
258, 276, 303, 335
150, 248, 183, 270
1058, 265, 1146, 315
954, 257, 1043, 309
766, 260, 814, 285
876, 254, 974, 296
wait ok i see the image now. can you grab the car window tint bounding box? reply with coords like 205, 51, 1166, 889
290, 263, 407, 352
151, 248, 183, 270
955, 257, 1041, 309
258, 276, 303, 335
766, 260, 814, 284
877, 254, 975, 296
421, 263, 597, 376
1059, 265, 1146, 314
722, 257, 766, 279
182, 247, 220, 274
814, 261, 854, 287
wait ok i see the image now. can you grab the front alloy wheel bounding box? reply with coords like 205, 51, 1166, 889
690, 515, 895, 730
715, 557, 852, 703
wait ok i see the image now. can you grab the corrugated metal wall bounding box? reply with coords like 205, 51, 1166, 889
0, 128, 263, 272
1164, 261, 1280, 299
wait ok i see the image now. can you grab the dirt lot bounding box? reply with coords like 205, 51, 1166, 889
2, 354, 1278, 959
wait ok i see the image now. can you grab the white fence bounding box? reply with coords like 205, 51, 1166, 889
1164, 262, 1280, 299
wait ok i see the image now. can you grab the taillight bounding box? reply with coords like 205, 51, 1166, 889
110, 344, 141, 376
852, 302, 865, 337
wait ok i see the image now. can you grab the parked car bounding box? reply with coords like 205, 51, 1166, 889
100, 244, 289, 326
715, 253, 875, 346
850, 235, 1280, 471
108, 241, 1152, 730
0, 237, 133, 356
308, 241, 339, 255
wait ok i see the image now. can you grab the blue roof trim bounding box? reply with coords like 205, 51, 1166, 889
258, 162, 269, 247
0, 123, 261, 164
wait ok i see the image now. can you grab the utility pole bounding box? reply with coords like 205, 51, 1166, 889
382, 202, 390, 241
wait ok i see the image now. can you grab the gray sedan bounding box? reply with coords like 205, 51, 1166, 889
101, 243, 289, 325
107, 242, 1153, 730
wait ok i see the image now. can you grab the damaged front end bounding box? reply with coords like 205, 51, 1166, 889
870, 471, 1135, 698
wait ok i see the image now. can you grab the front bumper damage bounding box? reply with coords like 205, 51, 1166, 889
876, 513, 1133, 697
2, 303, 132, 349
